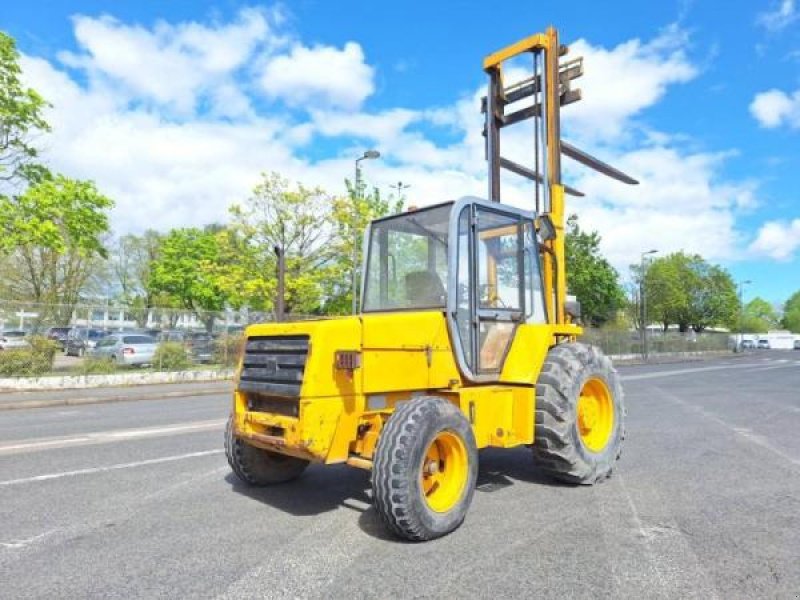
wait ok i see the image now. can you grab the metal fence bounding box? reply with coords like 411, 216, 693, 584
580, 327, 732, 358
0, 299, 300, 333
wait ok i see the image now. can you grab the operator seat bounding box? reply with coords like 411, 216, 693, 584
405, 271, 446, 307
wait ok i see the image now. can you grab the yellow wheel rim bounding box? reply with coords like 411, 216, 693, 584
577, 377, 615, 453
420, 431, 468, 513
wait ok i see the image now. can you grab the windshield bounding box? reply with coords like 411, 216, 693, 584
363, 203, 451, 312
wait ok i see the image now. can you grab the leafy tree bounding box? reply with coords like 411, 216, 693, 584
564, 215, 625, 327
781, 290, 800, 332
688, 262, 738, 332
326, 180, 402, 315
0, 175, 113, 327
110, 230, 174, 326
643, 252, 737, 332
740, 297, 779, 333
230, 172, 339, 316
148, 228, 230, 331
0, 31, 50, 187
640, 255, 688, 331
201, 226, 273, 312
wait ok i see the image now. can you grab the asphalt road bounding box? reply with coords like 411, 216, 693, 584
1, 351, 799, 599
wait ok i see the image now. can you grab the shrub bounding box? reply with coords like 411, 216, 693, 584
214, 334, 245, 367
0, 336, 57, 377
153, 342, 191, 371
77, 356, 117, 375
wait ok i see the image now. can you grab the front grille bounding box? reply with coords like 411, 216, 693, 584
239, 335, 309, 398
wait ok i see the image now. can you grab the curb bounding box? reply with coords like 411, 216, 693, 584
0, 369, 235, 392
0, 385, 232, 412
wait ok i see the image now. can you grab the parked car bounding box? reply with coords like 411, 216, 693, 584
740, 339, 755, 350
185, 332, 214, 363
156, 330, 186, 344
794, 339, 800, 350
0, 330, 30, 350
65, 328, 108, 357
46, 327, 72, 350
757, 339, 770, 350
90, 334, 158, 366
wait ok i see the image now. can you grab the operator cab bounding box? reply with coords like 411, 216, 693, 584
362, 197, 546, 379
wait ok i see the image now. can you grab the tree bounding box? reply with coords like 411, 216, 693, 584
200, 226, 273, 312
564, 215, 625, 327
0, 175, 113, 326
640, 255, 688, 331
740, 297, 779, 333
688, 262, 738, 332
326, 180, 402, 315
109, 230, 172, 326
230, 172, 338, 316
148, 228, 230, 331
781, 290, 800, 332
0, 31, 50, 188
643, 252, 737, 332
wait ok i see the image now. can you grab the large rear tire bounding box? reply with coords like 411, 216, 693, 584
532, 342, 625, 484
372, 396, 478, 541
225, 416, 309, 485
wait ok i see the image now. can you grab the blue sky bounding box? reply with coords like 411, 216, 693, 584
2, 1, 799, 306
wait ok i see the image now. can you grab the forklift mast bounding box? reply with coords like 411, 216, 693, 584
482, 26, 638, 327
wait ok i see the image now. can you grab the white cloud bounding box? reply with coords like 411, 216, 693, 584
749, 219, 800, 260
750, 88, 800, 128
567, 146, 757, 269
260, 41, 374, 110
16, 12, 778, 277
58, 8, 279, 116
757, 0, 798, 31
563, 24, 697, 141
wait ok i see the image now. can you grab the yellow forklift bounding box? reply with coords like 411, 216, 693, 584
225, 27, 638, 541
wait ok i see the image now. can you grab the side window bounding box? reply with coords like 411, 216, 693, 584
524, 222, 546, 324
476, 211, 522, 312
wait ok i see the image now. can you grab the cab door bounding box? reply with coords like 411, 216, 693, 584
452, 201, 540, 378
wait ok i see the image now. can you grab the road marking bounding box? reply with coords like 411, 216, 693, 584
608, 474, 722, 598
655, 387, 800, 467
0, 449, 224, 487
0, 419, 226, 456
0, 529, 61, 549
623, 361, 796, 381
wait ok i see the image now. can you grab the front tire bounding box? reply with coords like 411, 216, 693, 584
532, 342, 625, 484
225, 416, 309, 485
372, 396, 478, 541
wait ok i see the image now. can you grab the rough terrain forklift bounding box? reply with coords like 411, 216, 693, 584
225, 27, 637, 541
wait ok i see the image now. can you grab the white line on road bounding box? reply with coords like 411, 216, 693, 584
655, 387, 800, 467
0, 419, 226, 456
0, 529, 61, 549
622, 361, 796, 381
0, 449, 224, 487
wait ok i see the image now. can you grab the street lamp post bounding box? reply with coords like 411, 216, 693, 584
737, 279, 752, 351
352, 149, 380, 314
640, 249, 658, 360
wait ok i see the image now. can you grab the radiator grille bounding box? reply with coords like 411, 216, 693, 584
239, 335, 309, 398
